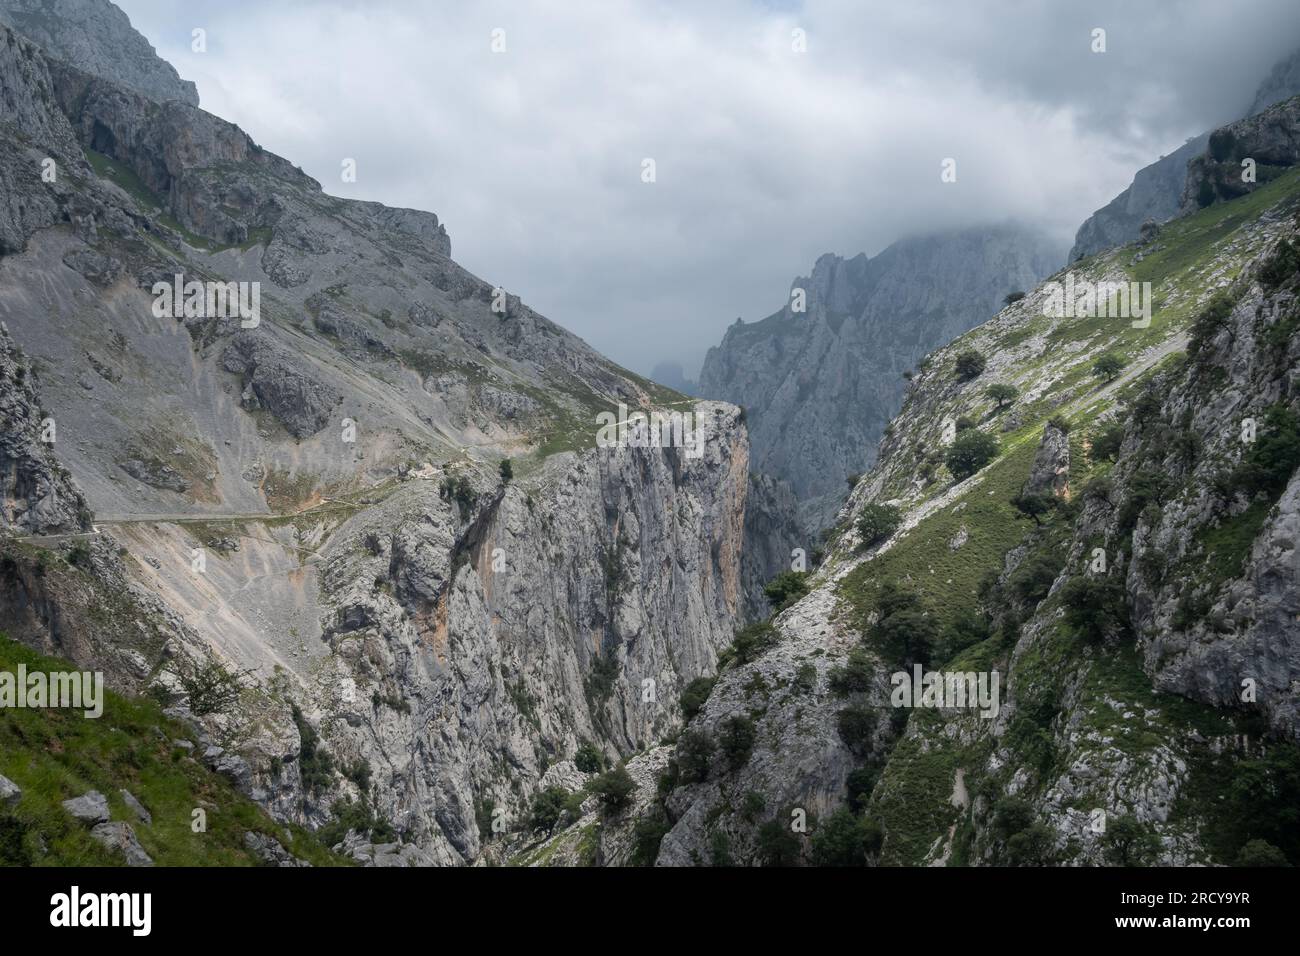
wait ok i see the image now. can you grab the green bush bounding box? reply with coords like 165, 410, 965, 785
574, 739, 605, 774
1102, 815, 1160, 866
1258, 238, 1300, 288
677, 729, 714, 784
1236, 404, 1300, 498
810, 807, 880, 866
439, 475, 475, 520
590, 764, 636, 812
856, 503, 902, 548
845, 765, 879, 813
987, 383, 1018, 408
763, 570, 810, 612
1187, 289, 1238, 359
529, 786, 572, 835
291, 704, 335, 796
726, 621, 778, 666
1060, 575, 1129, 644
679, 676, 716, 723
1006, 822, 1056, 866
719, 715, 757, 771
629, 808, 670, 866
836, 702, 877, 755
1092, 353, 1125, 383
175, 654, 249, 717
945, 430, 999, 480
1010, 492, 1056, 526
828, 646, 874, 695
1007, 549, 1065, 607
757, 818, 802, 867
954, 350, 987, 381
1236, 840, 1290, 867
1089, 422, 1125, 461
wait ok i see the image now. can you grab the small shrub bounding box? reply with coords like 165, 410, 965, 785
589, 764, 636, 812
529, 786, 572, 835
763, 570, 810, 612
726, 621, 778, 666
856, 502, 901, 548
954, 350, 987, 381
945, 430, 999, 480
676, 730, 714, 784
757, 818, 802, 867
574, 740, 604, 774
836, 702, 876, 755
679, 676, 716, 723
987, 383, 1018, 408
1089, 422, 1124, 461
719, 715, 757, 771
1092, 353, 1125, 383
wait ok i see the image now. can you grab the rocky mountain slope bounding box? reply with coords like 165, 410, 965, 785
0, 4, 791, 865
698, 224, 1063, 532
0, 0, 197, 106
1068, 46, 1300, 263
527, 108, 1300, 867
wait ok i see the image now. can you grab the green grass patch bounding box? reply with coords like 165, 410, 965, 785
0, 634, 346, 866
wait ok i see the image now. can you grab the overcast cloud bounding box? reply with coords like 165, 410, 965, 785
115, 0, 1300, 377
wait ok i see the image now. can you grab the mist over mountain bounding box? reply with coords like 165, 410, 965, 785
699, 224, 1064, 531
1069, 45, 1300, 263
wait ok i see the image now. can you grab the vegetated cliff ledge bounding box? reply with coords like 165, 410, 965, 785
0, 8, 793, 866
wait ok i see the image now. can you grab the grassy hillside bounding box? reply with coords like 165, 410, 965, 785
817, 162, 1300, 866
0, 634, 347, 867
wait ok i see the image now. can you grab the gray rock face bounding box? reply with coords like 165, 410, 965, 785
657, 582, 868, 865
0, 772, 20, 807
305, 403, 751, 863
1111, 275, 1300, 740
0, 0, 198, 106
243, 831, 311, 867
335, 830, 435, 867
0, 324, 89, 534
1068, 134, 1208, 263
1022, 422, 1070, 499
90, 821, 153, 866
1181, 95, 1300, 213
62, 790, 110, 824
120, 789, 150, 824
740, 471, 803, 621
1070, 46, 1300, 262
220, 332, 341, 439
699, 224, 1062, 531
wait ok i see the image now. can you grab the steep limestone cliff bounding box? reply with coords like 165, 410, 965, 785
0, 8, 767, 866
699, 224, 1063, 533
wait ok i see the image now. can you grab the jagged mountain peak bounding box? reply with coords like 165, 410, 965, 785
700, 221, 1063, 532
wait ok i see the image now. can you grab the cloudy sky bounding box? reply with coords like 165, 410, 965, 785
116, 0, 1300, 378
